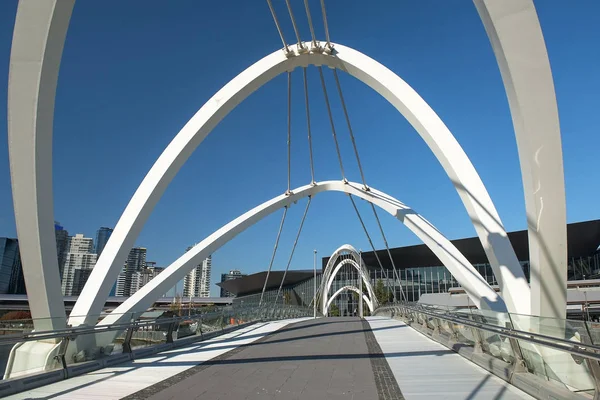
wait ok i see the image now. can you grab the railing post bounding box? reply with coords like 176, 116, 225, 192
165, 320, 176, 344
577, 328, 600, 399
504, 321, 528, 376
54, 335, 70, 376
197, 315, 204, 340
122, 326, 135, 354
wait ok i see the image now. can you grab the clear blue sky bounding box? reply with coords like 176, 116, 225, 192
0, 1, 598, 296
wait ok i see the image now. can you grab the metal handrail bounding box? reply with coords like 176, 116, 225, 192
376, 304, 600, 363
0, 304, 309, 346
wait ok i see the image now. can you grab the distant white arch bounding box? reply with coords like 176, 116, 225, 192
99, 180, 506, 327
320, 255, 377, 316
326, 285, 374, 315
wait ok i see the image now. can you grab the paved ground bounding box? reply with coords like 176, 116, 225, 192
367, 317, 533, 400
124, 317, 401, 400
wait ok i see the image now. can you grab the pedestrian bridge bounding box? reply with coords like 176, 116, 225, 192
3, 302, 598, 400
3, 316, 532, 400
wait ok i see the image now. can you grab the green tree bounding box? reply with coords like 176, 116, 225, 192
374, 279, 388, 305
329, 303, 340, 317
283, 292, 291, 305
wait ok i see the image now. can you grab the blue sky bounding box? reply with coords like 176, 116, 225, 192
0, 1, 598, 297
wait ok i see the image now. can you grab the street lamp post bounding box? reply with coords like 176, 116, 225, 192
359, 250, 363, 318
313, 249, 317, 319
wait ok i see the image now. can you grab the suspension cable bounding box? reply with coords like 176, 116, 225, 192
367, 202, 407, 302
303, 68, 316, 184
287, 71, 292, 194
274, 197, 312, 306
259, 207, 288, 306
303, 0, 317, 46
318, 66, 346, 181
333, 69, 367, 189
348, 194, 391, 300
285, 0, 304, 48
319, 0, 332, 48
333, 68, 405, 302
266, 0, 290, 53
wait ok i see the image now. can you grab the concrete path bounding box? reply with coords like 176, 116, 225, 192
366, 317, 533, 399
125, 317, 399, 400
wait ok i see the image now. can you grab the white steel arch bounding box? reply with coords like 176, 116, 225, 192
7, 0, 75, 331
474, 0, 567, 320
99, 180, 506, 327
326, 286, 374, 315
320, 256, 377, 316
68, 40, 528, 325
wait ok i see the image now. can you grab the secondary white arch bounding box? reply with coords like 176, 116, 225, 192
326, 285, 374, 315
321, 257, 377, 316
99, 180, 506, 327
66, 40, 527, 325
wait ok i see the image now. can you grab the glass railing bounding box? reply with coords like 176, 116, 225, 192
0, 303, 314, 387
374, 303, 600, 398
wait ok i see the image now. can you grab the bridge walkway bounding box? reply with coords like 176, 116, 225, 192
6, 317, 532, 399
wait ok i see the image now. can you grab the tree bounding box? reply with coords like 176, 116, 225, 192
283, 292, 291, 305
329, 303, 340, 317
374, 279, 388, 305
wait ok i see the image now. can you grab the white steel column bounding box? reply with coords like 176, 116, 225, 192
475, 0, 567, 319
8, 0, 75, 330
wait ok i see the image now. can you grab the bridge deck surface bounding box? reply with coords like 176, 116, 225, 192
367, 317, 532, 399
7, 317, 532, 400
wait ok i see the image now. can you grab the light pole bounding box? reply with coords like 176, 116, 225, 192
313, 249, 317, 319
358, 249, 363, 318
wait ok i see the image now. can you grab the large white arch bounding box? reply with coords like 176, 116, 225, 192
320, 257, 377, 316
99, 180, 506, 327
7, 0, 74, 331
474, 0, 567, 319
67, 40, 529, 325
326, 285, 374, 315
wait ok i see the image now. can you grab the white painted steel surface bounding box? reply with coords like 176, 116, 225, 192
366, 317, 533, 399
7, 0, 74, 331
325, 285, 374, 314
320, 252, 377, 316
475, 0, 567, 319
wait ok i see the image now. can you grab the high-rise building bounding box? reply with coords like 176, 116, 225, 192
220, 270, 246, 297
120, 247, 147, 297
61, 234, 97, 296
95, 227, 113, 257
183, 247, 211, 298
55, 222, 69, 280
140, 264, 163, 289
115, 266, 127, 296
0, 238, 24, 294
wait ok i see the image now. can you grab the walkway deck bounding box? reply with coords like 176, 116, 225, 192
6, 317, 533, 399
367, 317, 532, 399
